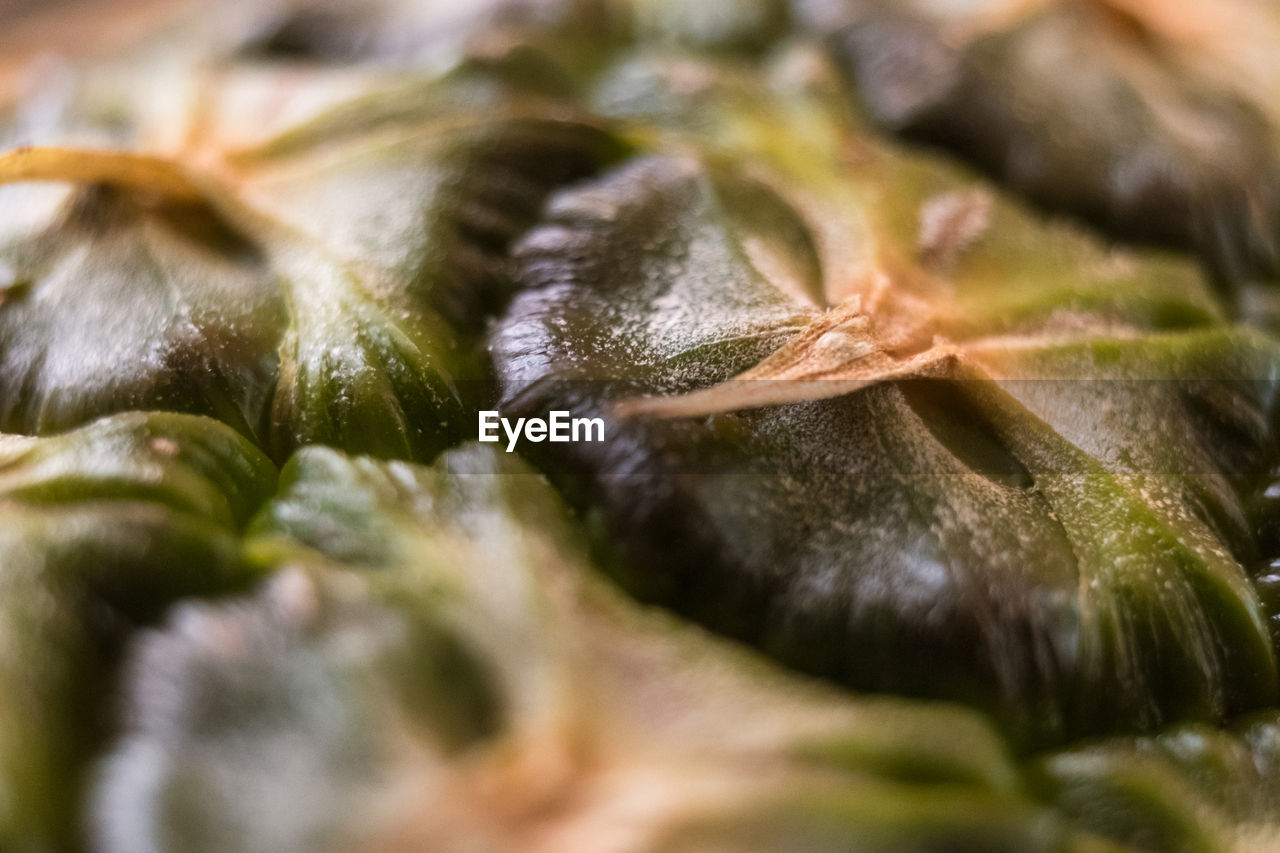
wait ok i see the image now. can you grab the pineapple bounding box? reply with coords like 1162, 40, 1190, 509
2, 1, 1280, 851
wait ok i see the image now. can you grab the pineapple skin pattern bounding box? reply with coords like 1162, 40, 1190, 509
3, 1, 1280, 851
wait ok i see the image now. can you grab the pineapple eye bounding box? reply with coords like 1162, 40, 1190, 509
0, 79, 622, 462
820, 0, 1280, 289
490, 102, 1279, 746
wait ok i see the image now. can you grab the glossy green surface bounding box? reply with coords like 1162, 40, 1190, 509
492, 54, 1280, 742
0, 413, 275, 853
101, 444, 1075, 852
2, 1, 1280, 851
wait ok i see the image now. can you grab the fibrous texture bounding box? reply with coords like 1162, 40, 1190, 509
4, 1, 1280, 851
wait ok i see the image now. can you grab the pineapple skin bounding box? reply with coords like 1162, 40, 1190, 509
1, 1, 1280, 852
